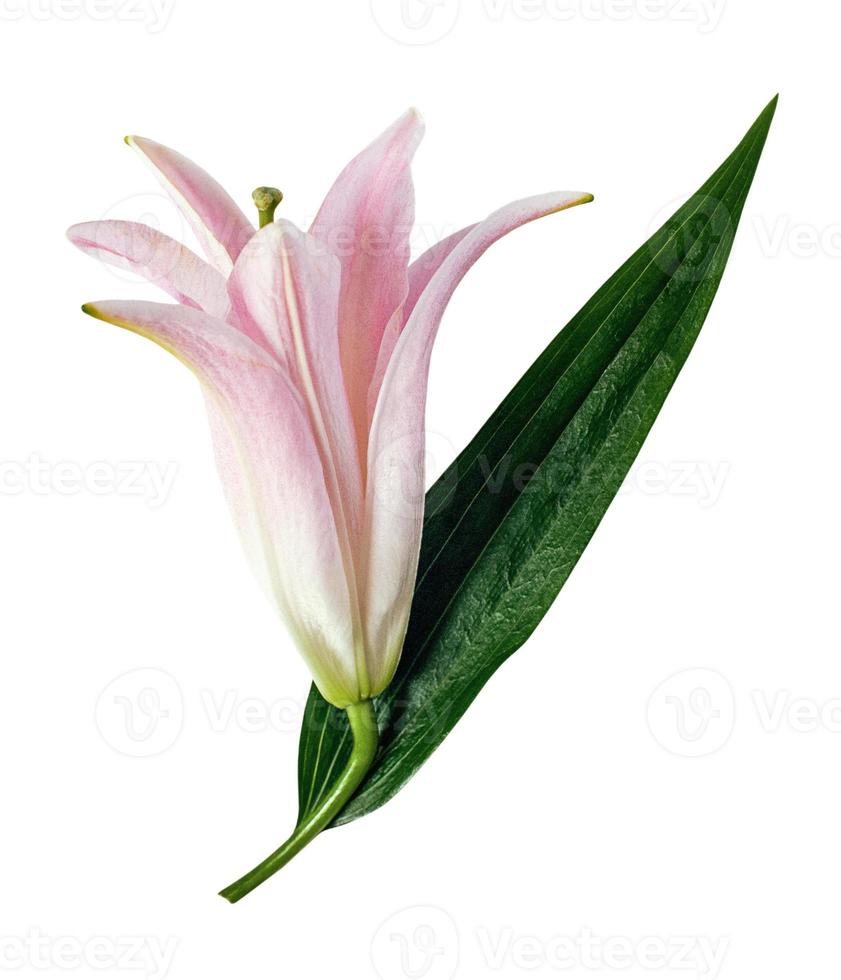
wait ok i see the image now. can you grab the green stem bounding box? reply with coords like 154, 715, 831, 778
218, 700, 378, 904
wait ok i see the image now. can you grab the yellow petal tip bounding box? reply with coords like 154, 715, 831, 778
81, 302, 104, 322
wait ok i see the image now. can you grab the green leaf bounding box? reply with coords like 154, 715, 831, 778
297, 97, 777, 829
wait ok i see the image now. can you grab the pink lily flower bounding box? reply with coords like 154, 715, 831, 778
69, 111, 591, 710
69, 113, 591, 899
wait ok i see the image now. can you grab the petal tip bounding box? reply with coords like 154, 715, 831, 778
551, 191, 595, 213
124, 134, 151, 152
405, 106, 426, 140
80, 302, 117, 328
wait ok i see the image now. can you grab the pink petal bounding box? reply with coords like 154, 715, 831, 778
227, 222, 365, 584
81, 299, 363, 707
126, 136, 254, 275
309, 109, 424, 464
363, 191, 593, 693
405, 224, 478, 321
67, 220, 230, 320
367, 224, 477, 419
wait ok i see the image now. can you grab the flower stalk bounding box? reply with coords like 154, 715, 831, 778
218, 700, 379, 903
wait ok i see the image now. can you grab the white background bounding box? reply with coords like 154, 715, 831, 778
1, 1, 838, 978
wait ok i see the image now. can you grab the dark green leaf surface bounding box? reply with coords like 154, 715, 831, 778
297, 97, 777, 829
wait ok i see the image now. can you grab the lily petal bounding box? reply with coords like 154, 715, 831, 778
363, 191, 593, 693
68, 220, 230, 320
126, 136, 254, 274
405, 224, 478, 320
367, 224, 477, 418
228, 220, 364, 553
310, 109, 425, 462
81, 299, 361, 707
